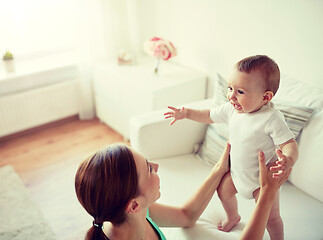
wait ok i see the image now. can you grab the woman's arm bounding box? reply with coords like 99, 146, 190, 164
240, 151, 291, 240
149, 143, 230, 227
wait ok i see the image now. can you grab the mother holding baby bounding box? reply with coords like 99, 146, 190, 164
75, 142, 290, 240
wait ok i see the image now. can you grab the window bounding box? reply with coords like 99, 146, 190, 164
0, 0, 79, 59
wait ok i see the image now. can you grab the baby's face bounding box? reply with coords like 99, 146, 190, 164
227, 70, 267, 113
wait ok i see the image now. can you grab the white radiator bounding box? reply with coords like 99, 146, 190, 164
0, 80, 79, 137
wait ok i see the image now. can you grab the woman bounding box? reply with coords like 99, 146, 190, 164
75, 143, 290, 240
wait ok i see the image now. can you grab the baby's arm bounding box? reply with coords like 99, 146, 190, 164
164, 106, 213, 125
271, 138, 299, 178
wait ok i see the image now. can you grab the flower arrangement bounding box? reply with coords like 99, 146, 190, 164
143, 37, 177, 74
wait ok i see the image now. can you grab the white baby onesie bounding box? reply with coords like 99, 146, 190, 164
210, 102, 294, 199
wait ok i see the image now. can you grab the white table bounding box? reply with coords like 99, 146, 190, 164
92, 58, 207, 138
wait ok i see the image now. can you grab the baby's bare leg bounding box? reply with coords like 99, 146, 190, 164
217, 172, 241, 232
254, 188, 283, 240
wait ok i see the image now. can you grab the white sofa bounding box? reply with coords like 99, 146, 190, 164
129, 75, 323, 240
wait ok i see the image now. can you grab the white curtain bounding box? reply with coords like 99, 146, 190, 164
76, 0, 107, 119
76, 0, 145, 119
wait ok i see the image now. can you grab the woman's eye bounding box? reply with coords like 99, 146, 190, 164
238, 90, 244, 94
149, 165, 153, 172
228, 86, 232, 91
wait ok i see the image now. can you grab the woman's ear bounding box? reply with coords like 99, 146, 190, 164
126, 199, 141, 214
263, 91, 274, 103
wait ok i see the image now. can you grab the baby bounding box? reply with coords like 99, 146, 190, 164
164, 55, 298, 240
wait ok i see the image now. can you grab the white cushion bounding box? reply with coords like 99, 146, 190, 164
276, 75, 323, 202
195, 74, 230, 166
275, 74, 323, 110
290, 111, 323, 202
270, 102, 313, 140
196, 123, 228, 166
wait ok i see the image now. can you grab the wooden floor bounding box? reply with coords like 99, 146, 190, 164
0, 117, 127, 240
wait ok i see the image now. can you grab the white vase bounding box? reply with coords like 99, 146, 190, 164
3, 59, 15, 72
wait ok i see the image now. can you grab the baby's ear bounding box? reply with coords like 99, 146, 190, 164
263, 91, 274, 102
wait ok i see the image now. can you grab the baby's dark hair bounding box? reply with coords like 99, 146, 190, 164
235, 55, 280, 95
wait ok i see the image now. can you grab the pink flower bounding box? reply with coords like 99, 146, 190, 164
143, 37, 177, 60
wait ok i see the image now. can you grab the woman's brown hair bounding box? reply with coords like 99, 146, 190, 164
75, 144, 139, 240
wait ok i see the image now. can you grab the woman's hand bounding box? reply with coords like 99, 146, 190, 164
259, 151, 291, 194
272, 139, 298, 178
214, 142, 231, 174
270, 149, 294, 178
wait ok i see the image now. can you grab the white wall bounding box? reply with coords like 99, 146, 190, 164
136, 0, 323, 93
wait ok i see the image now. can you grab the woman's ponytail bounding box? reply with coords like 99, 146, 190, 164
85, 224, 109, 240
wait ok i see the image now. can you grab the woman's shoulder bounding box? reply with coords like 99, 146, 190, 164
146, 208, 167, 240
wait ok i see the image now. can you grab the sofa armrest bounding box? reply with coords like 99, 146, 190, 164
129, 99, 214, 160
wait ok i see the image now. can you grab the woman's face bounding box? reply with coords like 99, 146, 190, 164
132, 150, 160, 206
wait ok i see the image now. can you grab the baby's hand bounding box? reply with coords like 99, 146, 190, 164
164, 106, 188, 125
270, 149, 293, 178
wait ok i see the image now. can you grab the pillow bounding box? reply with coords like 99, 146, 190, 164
271, 102, 313, 140
276, 74, 323, 110
196, 74, 314, 166
196, 74, 229, 166
212, 73, 228, 107
196, 123, 229, 166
